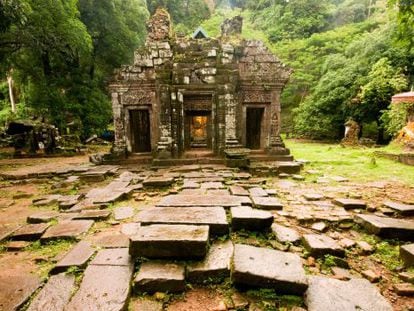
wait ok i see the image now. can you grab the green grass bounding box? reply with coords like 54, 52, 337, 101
285, 139, 414, 185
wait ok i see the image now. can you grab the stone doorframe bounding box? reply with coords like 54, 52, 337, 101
241, 103, 271, 150
124, 105, 155, 154
175, 89, 218, 156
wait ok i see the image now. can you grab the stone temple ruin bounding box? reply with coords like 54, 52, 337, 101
109, 9, 294, 167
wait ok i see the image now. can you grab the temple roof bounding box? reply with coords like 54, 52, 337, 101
392, 91, 414, 104
192, 27, 209, 39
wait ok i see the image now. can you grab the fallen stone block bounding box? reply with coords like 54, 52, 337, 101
0, 274, 41, 311
333, 198, 366, 210
136, 206, 228, 235
383, 200, 414, 216
400, 243, 414, 267
11, 223, 50, 241
130, 224, 209, 259
251, 196, 283, 210
355, 214, 414, 240
52, 241, 95, 274
231, 206, 273, 231
41, 220, 94, 241
232, 244, 308, 295
271, 224, 301, 244
134, 262, 185, 293
302, 234, 345, 257
187, 240, 234, 283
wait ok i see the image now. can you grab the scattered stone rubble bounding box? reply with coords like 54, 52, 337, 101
1, 161, 414, 310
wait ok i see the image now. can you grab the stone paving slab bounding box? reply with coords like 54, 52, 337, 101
231, 206, 273, 231
52, 241, 95, 274
302, 234, 345, 257
383, 200, 414, 216
187, 240, 234, 283
130, 224, 209, 259
249, 187, 268, 197
400, 244, 414, 267
230, 185, 249, 196
136, 206, 228, 235
232, 244, 308, 295
143, 176, 174, 187
157, 195, 243, 208
251, 196, 283, 210
355, 214, 414, 240
11, 223, 50, 241
41, 220, 94, 241
0, 274, 41, 311
0, 224, 20, 242
134, 262, 185, 294
89, 232, 130, 248
333, 198, 366, 210
73, 210, 111, 221
114, 206, 134, 220
271, 224, 301, 244
65, 264, 133, 311
305, 276, 392, 311
200, 182, 225, 189
27, 273, 75, 311
27, 211, 60, 224
121, 223, 141, 237
90, 248, 131, 266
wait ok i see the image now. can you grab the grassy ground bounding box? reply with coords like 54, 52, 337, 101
285, 139, 414, 186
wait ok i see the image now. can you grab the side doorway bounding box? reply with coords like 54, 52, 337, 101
246, 107, 264, 150
130, 109, 151, 153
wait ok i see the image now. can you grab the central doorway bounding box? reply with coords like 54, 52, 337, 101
246, 107, 264, 149
130, 109, 151, 153
185, 111, 211, 149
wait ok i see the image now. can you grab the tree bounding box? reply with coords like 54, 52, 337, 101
351, 57, 408, 143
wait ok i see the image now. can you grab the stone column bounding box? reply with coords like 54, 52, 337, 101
224, 93, 242, 148
111, 92, 127, 157
156, 86, 173, 159
267, 89, 288, 155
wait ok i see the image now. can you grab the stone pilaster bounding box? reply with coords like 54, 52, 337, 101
111, 92, 127, 157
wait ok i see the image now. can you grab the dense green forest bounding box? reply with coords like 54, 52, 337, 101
0, 0, 413, 141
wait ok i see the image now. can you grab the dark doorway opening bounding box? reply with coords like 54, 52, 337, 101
246, 107, 264, 149
184, 111, 211, 149
130, 110, 151, 153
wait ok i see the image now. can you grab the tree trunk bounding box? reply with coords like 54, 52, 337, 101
7, 74, 16, 113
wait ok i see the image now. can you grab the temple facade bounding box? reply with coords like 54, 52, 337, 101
109, 9, 292, 163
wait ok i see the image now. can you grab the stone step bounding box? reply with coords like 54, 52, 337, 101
27, 274, 75, 311
355, 214, 414, 241
231, 206, 273, 231
232, 244, 308, 295
130, 224, 209, 259
135, 206, 228, 235
133, 262, 186, 294
65, 264, 133, 311
305, 276, 392, 311
187, 240, 234, 283
152, 158, 225, 167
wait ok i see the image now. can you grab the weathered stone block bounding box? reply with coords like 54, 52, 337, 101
400, 244, 414, 267
187, 240, 234, 283
232, 244, 308, 295
134, 262, 185, 294
231, 206, 273, 231
130, 224, 209, 259
135, 206, 228, 235
305, 276, 392, 311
